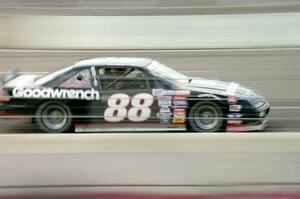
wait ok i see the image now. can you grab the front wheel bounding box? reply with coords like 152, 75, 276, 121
35, 101, 72, 133
188, 101, 224, 132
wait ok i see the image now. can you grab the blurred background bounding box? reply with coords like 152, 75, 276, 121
1, 0, 300, 198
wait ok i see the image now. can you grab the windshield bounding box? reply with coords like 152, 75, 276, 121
35, 65, 74, 86
147, 61, 189, 83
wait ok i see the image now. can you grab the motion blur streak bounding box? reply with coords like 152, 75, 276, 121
0, 13, 300, 49
1, 0, 300, 15
2, 192, 300, 199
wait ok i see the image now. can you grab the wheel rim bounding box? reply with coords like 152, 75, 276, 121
193, 105, 220, 130
41, 105, 68, 131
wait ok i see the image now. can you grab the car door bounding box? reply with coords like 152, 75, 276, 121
91, 66, 159, 131
74, 65, 187, 132
56, 67, 102, 124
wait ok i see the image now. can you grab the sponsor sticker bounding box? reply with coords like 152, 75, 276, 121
173, 96, 187, 100
173, 100, 188, 106
227, 96, 237, 104
229, 105, 242, 112
173, 109, 186, 124
172, 105, 188, 109
162, 90, 177, 96
157, 112, 172, 118
172, 117, 186, 124
173, 109, 186, 114
226, 125, 246, 132
158, 96, 172, 107
158, 110, 172, 124
152, 89, 164, 96
227, 113, 243, 118
175, 90, 190, 96
159, 106, 171, 113
160, 118, 172, 124
198, 93, 221, 101
158, 100, 172, 107
12, 87, 100, 101
158, 96, 172, 100
227, 120, 243, 124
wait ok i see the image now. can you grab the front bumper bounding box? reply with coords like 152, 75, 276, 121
226, 99, 270, 132
226, 117, 268, 132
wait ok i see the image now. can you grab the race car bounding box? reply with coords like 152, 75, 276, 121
0, 57, 270, 133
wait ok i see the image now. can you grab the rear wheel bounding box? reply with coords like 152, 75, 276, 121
35, 101, 72, 133
188, 101, 224, 132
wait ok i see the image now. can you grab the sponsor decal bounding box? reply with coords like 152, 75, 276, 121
158, 96, 172, 100
162, 90, 177, 96
173, 95, 187, 100
198, 93, 221, 101
173, 108, 186, 114
175, 90, 190, 96
229, 105, 242, 112
227, 96, 237, 104
157, 112, 172, 118
160, 118, 172, 124
226, 123, 266, 132
12, 87, 100, 101
173, 100, 188, 106
152, 89, 164, 96
161, 90, 190, 96
158, 110, 172, 124
173, 108, 186, 124
158, 96, 172, 106
227, 120, 243, 124
227, 113, 243, 118
172, 105, 188, 109
172, 117, 186, 124
159, 106, 171, 113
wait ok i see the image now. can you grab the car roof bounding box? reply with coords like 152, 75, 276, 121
74, 57, 153, 69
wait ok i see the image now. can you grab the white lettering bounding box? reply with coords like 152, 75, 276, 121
12, 88, 100, 101
12, 88, 23, 97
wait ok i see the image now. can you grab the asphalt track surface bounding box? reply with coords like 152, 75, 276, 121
0, 48, 299, 133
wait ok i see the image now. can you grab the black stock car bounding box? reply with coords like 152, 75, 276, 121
0, 58, 270, 133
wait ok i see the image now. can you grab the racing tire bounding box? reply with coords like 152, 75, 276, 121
188, 101, 224, 132
35, 101, 72, 133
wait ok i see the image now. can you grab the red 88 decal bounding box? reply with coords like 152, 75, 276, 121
104, 93, 154, 122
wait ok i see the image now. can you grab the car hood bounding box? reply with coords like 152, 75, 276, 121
3, 74, 40, 89
183, 78, 256, 98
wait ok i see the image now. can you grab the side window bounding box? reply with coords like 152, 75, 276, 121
99, 67, 147, 90
59, 69, 92, 89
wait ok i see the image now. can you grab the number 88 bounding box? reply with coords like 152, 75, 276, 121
104, 93, 154, 122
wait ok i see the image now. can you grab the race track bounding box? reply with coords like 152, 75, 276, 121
0, 1, 300, 195
0, 48, 299, 133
